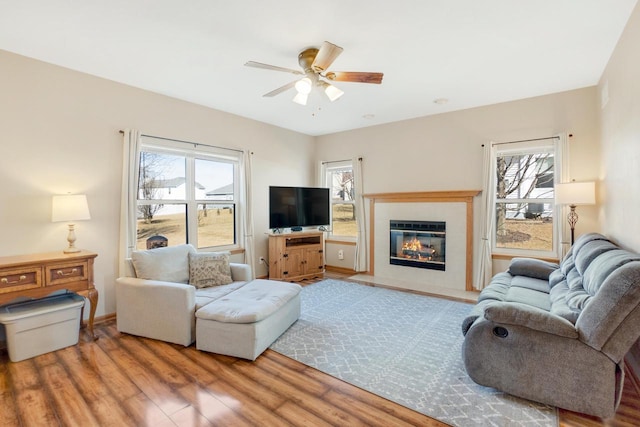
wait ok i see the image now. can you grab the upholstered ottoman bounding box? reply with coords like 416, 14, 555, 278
195, 279, 301, 360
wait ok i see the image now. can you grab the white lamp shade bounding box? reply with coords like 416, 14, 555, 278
555, 182, 596, 206
324, 83, 344, 102
292, 92, 308, 106
294, 77, 312, 95
52, 194, 91, 222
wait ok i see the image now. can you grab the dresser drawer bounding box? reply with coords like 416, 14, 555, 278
0, 267, 42, 293
45, 261, 88, 286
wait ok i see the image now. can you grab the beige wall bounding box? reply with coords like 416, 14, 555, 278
597, 2, 640, 376
316, 87, 602, 276
598, 3, 640, 252
0, 50, 315, 318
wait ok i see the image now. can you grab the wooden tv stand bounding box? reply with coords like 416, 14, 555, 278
268, 231, 324, 281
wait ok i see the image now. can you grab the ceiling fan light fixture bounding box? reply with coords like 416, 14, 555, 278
292, 92, 308, 106
323, 83, 344, 102
294, 77, 312, 95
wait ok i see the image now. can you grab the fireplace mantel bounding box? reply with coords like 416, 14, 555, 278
364, 190, 480, 291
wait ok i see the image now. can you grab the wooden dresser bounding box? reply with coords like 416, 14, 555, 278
0, 250, 98, 339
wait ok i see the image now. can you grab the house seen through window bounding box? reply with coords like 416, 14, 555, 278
493, 142, 559, 256
324, 161, 356, 238
136, 137, 240, 250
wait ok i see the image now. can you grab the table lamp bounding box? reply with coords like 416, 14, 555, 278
52, 194, 91, 253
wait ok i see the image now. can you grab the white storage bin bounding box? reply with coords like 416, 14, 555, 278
0, 293, 85, 362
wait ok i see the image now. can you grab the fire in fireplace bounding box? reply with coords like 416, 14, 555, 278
389, 220, 446, 271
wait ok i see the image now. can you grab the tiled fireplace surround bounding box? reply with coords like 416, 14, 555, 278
363, 191, 480, 294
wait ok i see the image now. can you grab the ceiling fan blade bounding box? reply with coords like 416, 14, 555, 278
325, 71, 384, 84
245, 61, 303, 76
311, 41, 344, 72
263, 80, 297, 97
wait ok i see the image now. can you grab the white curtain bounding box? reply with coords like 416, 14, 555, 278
475, 143, 495, 290
556, 133, 570, 259
353, 157, 367, 272
118, 129, 141, 276
242, 150, 256, 280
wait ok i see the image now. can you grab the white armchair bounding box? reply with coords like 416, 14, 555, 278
115, 244, 252, 346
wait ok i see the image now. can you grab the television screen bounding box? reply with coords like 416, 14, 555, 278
269, 186, 330, 229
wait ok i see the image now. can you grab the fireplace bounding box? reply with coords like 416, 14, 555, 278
389, 220, 446, 271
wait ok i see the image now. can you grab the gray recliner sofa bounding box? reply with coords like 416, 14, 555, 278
462, 233, 640, 418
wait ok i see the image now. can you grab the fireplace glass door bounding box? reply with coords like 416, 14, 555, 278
389, 220, 445, 271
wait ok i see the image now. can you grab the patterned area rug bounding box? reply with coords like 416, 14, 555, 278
270, 279, 557, 427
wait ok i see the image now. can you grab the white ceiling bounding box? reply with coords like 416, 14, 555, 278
1, 1, 637, 136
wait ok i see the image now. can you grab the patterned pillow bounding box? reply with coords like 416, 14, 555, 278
188, 252, 233, 288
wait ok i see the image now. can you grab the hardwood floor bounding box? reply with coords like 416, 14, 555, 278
0, 272, 638, 426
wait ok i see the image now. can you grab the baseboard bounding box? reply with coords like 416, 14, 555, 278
91, 312, 116, 325
325, 265, 357, 275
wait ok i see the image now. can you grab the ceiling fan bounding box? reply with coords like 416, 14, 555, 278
245, 41, 383, 106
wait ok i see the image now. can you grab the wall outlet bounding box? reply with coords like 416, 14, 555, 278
259, 256, 266, 264
338, 250, 344, 260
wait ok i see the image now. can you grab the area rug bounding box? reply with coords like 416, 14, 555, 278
270, 279, 557, 427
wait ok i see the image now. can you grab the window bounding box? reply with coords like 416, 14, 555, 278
492, 140, 560, 257
136, 136, 240, 250
323, 161, 357, 238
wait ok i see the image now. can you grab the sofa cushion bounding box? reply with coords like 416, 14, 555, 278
574, 239, 618, 277
549, 280, 580, 323
131, 244, 195, 284
505, 285, 551, 311
189, 252, 233, 288
196, 279, 301, 324
477, 272, 511, 303
194, 282, 247, 310
510, 275, 551, 294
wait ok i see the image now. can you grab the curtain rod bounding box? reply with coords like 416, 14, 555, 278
481, 136, 560, 147
119, 130, 244, 154
322, 158, 362, 165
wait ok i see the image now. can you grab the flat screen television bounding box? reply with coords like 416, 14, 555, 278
269, 186, 330, 230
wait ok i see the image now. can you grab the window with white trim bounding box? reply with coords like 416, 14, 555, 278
136, 136, 241, 250
323, 160, 357, 238
492, 139, 561, 257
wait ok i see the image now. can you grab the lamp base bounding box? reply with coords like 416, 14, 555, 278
63, 223, 81, 253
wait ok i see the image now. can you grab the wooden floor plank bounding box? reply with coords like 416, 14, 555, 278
0, 352, 20, 426
181, 346, 286, 411
274, 401, 336, 427
203, 378, 295, 427
39, 361, 101, 426
56, 345, 137, 426
177, 382, 252, 427
123, 391, 177, 427
95, 325, 190, 416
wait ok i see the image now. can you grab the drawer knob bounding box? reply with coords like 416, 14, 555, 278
57, 268, 78, 276
1, 275, 27, 284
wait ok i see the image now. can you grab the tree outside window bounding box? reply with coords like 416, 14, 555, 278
494, 150, 556, 253
325, 163, 357, 237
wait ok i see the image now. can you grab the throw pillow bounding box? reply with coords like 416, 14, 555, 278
189, 252, 233, 288
131, 244, 196, 283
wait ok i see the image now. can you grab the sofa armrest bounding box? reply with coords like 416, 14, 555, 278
115, 277, 196, 346
508, 257, 559, 281
230, 263, 252, 282
484, 301, 578, 338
